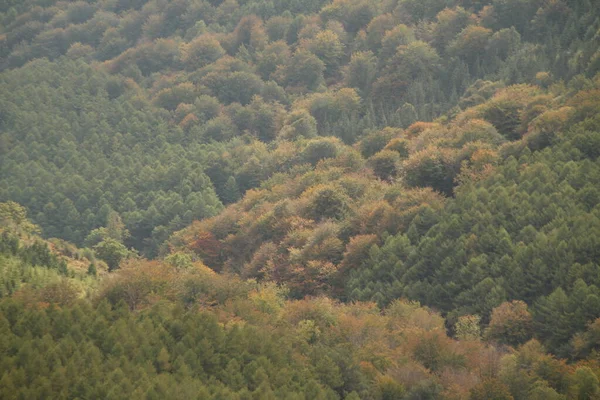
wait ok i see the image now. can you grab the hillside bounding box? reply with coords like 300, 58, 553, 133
1, 0, 600, 399
1, 0, 598, 256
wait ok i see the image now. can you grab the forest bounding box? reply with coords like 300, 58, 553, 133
0, 0, 600, 398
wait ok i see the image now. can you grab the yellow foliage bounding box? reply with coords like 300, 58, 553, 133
249, 282, 288, 315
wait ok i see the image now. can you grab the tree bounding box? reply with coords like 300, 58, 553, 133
156, 347, 172, 373
480, 97, 525, 140
448, 25, 492, 68
39, 279, 79, 306
392, 41, 440, 81
307, 186, 349, 221
339, 0, 375, 34
109, 38, 181, 76
528, 382, 565, 400
94, 238, 129, 271
85, 211, 130, 247
88, 262, 97, 276
303, 30, 345, 77
282, 49, 325, 91
236, 156, 269, 193
365, 14, 398, 50
221, 177, 241, 204
411, 330, 460, 372
300, 88, 362, 139
0, 201, 39, 237
374, 41, 440, 109
67, 42, 95, 61
572, 367, 600, 400
470, 379, 514, 400
431, 7, 472, 52
99, 259, 175, 310
359, 129, 396, 158
455, 314, 481, 340
302, 138, 340, 165
265, 16, 292, 42
379, 25, 415, 62
403, 147, 459, 196
257, 41, 291, 80
487, 28, 521, 61
489, 0, 542, 34
344, 51, 377, 96
194, 95, 221, 122
182, 35, 225, 70
531, 0, 570, 37
485, 301, 533, 347
375, 375, 406, 400
368, 150, 400, 181
384, 138, 410, 158
201, 116, 237, 142
232, 15, 267, 51
279, 109, 318, 140
203, 71, 264, 105
340, 234, 378, 272
188, 230, 222, 269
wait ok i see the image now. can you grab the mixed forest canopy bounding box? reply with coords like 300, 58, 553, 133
1, 0, 600, 399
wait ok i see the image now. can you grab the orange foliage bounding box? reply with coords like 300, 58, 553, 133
567, 89, 600, 121
387, 362, 431, 389
405, 122, 441, 137
485, 300, 533, 346
99, 259, 176, 310
354, 201, 400, 235
242, 242, 280, 280
233, 15, 267, 50
179, 113, 199, 131
469, 378, 513, 400
286, 259, 339, 296
340, 234, 378, 271
189, 230, 222, 268
527, 106, 574, 135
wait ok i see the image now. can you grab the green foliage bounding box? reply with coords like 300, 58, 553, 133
279, 109, 318, 140
368, 150, 400, 181
0, 298, 329, 399
470, 378, 514, 400
182, 35, 225, 70
403, 147, 459, 196
302, 138, 340, 165
481, 97, 525, 139
204, 71, 264, 105
0, 201, 39, 236
93, 238, 130, 271
344, 51, 377, 96
0, 262, 541, 400
455, 314, 482, 341
572, 367, 600, 400
0, 1, 600, 396
359, 129, 396, 158
303, 30, 345, 77
0, 232, 68, 279
0, 60, 223, 256
0, 222, 96, 299
351, 111, 600, 355
308, 186, 349, 221
0, 0, 597, 260
282, 49, 325, 91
